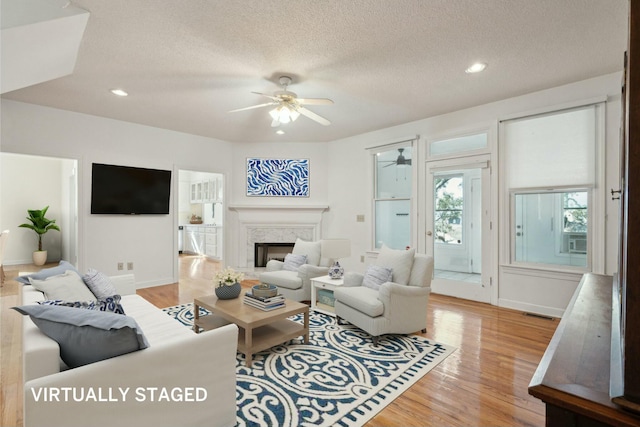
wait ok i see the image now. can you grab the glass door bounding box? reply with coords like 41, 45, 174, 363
425, 156, 492, 303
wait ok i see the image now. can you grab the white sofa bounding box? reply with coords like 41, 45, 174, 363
20, 274, 239, 427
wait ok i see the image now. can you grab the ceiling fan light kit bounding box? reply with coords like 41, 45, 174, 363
230, 75, 333, 127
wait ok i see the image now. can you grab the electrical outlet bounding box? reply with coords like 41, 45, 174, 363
360, 255, 365, 263
127, 262, 134, 270
117, 262, 124, 271
356, 214, 365, 222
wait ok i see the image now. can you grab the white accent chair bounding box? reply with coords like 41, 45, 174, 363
334, 247, 434, 345
259, 238, 331, 301
0, 230, 9, 286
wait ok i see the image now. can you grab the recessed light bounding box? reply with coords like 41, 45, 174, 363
465, 62, 487, 74
276, 130, 285, 135
110, 89, 128, 97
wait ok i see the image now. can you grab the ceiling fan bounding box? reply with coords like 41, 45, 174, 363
382, 148, 412, 167
229, 76, 333, 127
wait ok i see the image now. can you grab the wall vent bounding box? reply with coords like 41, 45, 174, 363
524, 312, 555, 321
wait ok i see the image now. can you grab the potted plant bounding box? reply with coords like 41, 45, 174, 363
213, 267, 244, 299
19, 206, 60, 266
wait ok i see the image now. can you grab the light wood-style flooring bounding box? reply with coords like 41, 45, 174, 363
1, 255, 557, 426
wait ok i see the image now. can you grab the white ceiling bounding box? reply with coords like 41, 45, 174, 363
1, 0, 628, 143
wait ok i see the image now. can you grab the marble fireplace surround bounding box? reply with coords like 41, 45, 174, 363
229, 205, 328, 269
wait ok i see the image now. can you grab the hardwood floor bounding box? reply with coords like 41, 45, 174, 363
1, 256, 557, 426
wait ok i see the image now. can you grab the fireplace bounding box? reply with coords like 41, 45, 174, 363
228, 204, 328, 268
254, 242, 295, 267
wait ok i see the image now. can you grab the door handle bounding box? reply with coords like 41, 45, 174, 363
611, 188, 622, 200
426, 231, 432, 236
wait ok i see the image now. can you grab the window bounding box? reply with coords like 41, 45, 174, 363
513, 190, 588, 267
434, 175, 463, 245
373, 145, 413, 249
503, 103, 602, 271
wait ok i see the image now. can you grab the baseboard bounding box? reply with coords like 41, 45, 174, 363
135, 277, 177, 289
5, 259, 37, 266
498, 298, 565, 319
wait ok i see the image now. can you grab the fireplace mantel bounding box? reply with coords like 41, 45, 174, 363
229, 204, 329, 212
228, 204, 328, 268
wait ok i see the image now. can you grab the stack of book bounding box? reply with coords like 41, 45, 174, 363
243, 292, 285, 311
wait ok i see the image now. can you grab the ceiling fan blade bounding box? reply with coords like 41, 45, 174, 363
383, 162, 398, 168
297, 98, 334, 105
228, 102, 277, 113
297, 106, 331, 126
251, 91, 281, 101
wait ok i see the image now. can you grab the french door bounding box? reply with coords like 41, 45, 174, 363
425, 155, 492, 303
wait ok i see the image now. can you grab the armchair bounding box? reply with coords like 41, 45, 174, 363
334, 246, 433, 345
259, 238, 330, 301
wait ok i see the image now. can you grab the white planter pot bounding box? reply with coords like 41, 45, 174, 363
33, 250, 47, 266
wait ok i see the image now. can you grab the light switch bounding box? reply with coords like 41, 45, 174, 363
356, 214, 365, 222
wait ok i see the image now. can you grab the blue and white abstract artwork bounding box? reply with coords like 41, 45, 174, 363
247, 158, 309, 197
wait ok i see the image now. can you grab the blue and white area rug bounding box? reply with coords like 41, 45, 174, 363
163, 303, 455, 427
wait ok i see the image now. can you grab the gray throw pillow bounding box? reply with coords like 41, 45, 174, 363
16, 260, 80, 284
83, 268, 118, 299
12, 304, 148, 368
362, 265, 393, 290
282, 253, 307, 272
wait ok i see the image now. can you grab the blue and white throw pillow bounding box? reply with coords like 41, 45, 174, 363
283, 253, 308, 272
38, 294, 125, 315
94, 295, 126, 315
362, 265, 393, 290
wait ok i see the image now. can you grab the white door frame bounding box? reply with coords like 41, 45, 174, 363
425, 154, 494, 303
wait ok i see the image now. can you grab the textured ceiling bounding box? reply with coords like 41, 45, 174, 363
1, 0, 628, 143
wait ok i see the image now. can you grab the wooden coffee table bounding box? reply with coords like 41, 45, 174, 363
193, 290, 309, 367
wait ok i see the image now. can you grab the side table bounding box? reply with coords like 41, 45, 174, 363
310, 275, 344, 317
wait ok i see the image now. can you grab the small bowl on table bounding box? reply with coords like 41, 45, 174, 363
252, 283, 278, 298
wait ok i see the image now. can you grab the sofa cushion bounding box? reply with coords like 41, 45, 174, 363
375, 245, 415, 286
282, 253, 307, 272
334, 286, 384, 317
83, 268, 118, 299
292, 238, 321, 266
12, 304, 149, 368
362, 265, 393, 290
16, 260, 80, 284
29, 270, 96, 302
259, 270, 302, 290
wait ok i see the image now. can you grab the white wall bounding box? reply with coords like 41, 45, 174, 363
326, 73, 622, 316
1, 100, 234, 288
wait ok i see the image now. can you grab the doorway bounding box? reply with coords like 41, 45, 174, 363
177, 169, 224, 279
425, 155, 492, 303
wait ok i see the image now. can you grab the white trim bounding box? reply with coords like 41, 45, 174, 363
498, 96, 608, 123
229, 205, 328, 212
365, 135, 419, 151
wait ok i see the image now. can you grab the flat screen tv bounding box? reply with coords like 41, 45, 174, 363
91, 163, 171, 214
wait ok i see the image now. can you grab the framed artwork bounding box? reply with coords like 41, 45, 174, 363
246, 158, 309, 197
